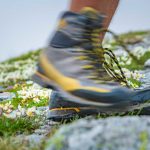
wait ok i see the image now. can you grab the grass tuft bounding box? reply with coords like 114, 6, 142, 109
0, 116, 40, 136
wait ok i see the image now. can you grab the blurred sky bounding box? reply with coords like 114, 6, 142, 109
0, 0, 150, 61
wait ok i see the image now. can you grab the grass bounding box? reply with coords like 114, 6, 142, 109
9, 95, 48, 109
106, 30, 150, 70
0, 116, 41, 137
2, 49, 41, 64
119, 31, 149, 43
120, 51, 150, 70
95, 108, 144, 119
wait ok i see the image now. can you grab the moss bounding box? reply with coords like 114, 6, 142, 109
139, 131, 148, 150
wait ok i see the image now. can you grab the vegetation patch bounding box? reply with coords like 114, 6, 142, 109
0, 137, 45, 150
0, 116, 41, 137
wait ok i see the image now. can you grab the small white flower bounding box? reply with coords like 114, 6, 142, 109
33, 97, 40, 103
26, 107, 36, 117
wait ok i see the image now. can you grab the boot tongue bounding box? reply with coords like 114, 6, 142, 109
80, 7, 105, 27
80, 7, 99, 20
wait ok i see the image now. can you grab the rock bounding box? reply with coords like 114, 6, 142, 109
37, 106, 49, 111
0, 86, 4, 92
34, 124, 52, 135
34, 129, 48, 135
25, 134, 44, 144
46, 116, 150, 150
144, 59, 150, 68
5, 86, 14, 91
40, 125, 49, 129
0, 92, 15, 101
0, 86, 14, 93
143, 34, 150, 47
17, 134, 45, 147
139, 69, 150, 89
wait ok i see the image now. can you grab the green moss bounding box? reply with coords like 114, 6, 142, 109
139, 131, 148, 150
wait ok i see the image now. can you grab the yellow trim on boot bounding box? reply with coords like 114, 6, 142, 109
58, 19, 67, 29
50, 107, 80, 113
39, 53, 110, 93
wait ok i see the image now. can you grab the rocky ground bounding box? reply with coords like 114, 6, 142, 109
46, 116, 150, 150
1, 30, 150, 150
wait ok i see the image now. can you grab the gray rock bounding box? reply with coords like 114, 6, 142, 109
16, 134, 45, 148
144, 59, 150, 68
0, 92, 15, 101
46, 116, 150, 150
34, 129, 48, 135
25, 134, 44, 144
0, 86, 4, 92
139, 69, 150, 89
0, 86, 14, 93
37, 106, 48, 111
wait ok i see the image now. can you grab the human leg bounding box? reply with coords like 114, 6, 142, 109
70, 0, 120, 40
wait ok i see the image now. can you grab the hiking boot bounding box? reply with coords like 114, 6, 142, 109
32, 7, 150, 121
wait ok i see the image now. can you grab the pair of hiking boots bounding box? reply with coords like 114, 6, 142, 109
32, 7, 150, 121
